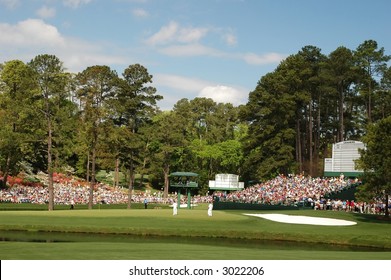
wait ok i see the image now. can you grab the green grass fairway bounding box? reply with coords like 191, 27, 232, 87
0, 206, 390, 259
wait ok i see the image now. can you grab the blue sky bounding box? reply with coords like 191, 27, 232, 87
1, 0, 390, 110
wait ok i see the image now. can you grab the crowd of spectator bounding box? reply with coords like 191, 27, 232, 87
0, 181, 214, 206
309, 198, 388, 215
0, 173, 389, 214
0, 172, 211, 206
213, 173, 389, 214
214, 174, 357, 204
0, 182, 123, 205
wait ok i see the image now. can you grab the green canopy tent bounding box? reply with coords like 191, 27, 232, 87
169, 172, 199, 209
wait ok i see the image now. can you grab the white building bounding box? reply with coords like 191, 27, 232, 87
324, 141, 365, 177
209, 174, 244, 191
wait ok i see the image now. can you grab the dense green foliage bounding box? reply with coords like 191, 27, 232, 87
241, 41, 390, 180
356, 116, 391, 217
0, 40, 390, 201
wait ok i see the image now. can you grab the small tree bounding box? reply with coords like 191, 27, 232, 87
357, 116, 391, 218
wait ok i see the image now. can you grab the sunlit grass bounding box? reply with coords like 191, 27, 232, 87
0, 204, 390, 259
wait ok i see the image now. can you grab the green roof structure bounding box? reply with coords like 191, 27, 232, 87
169, 171, 199, 209
170, 172, 199, 177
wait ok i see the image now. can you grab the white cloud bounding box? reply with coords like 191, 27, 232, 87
198, 85, 247, 105
63, 0, 92, 9
132, 8, 149, 18
146, 21, 237, 50
64, 51, 126, 72
154, 74, 248, 107
157, 44, 285, 67
146, 21, 179, 45
223, 32, 237, 46
178, 26, 209, 43
146, 21, 209, 46
154, 73, 210, 110
0, 19, 65, 47
36, 6, 56, 19
146, 21, 285, 67
154, 73, 209, 92
0, 19, 127, 72
242, 52, 287, 65
0, 0, 19, 9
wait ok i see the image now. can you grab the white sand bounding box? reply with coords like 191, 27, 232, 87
245, 213, 357, 226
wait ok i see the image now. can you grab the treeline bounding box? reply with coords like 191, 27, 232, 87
241, 40, 390, 180
0, 54, 243, 210
0, 40, 390, 210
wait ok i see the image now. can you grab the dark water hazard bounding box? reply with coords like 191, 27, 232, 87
0, 230, 388, 252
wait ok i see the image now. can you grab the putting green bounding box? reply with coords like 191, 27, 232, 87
0, 207, 390, 259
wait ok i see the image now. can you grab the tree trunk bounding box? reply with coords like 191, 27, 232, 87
139, 157, 148, 188
296, 111, 303, 173
368, 79, 372, 123
385, 193, 389, 218
163, 164, 170, 199
88, 130, 96, 209
88, 146, 96, 209
339, 86, 345, 142
128, 159, 134, 209
309, 100, 313, 176
127, 161, 134, 209
47, 111, 54, 211
314, 97, 321, 176
2, 121, 16, 188
86, 153, 90, 183
115, 157, 120, 187
1, 152, 12, 188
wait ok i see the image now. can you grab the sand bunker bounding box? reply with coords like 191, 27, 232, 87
245, 213, 357, 226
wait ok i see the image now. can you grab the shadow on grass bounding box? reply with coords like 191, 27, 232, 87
352, 212, 391, 224
1, 230, 390, 252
